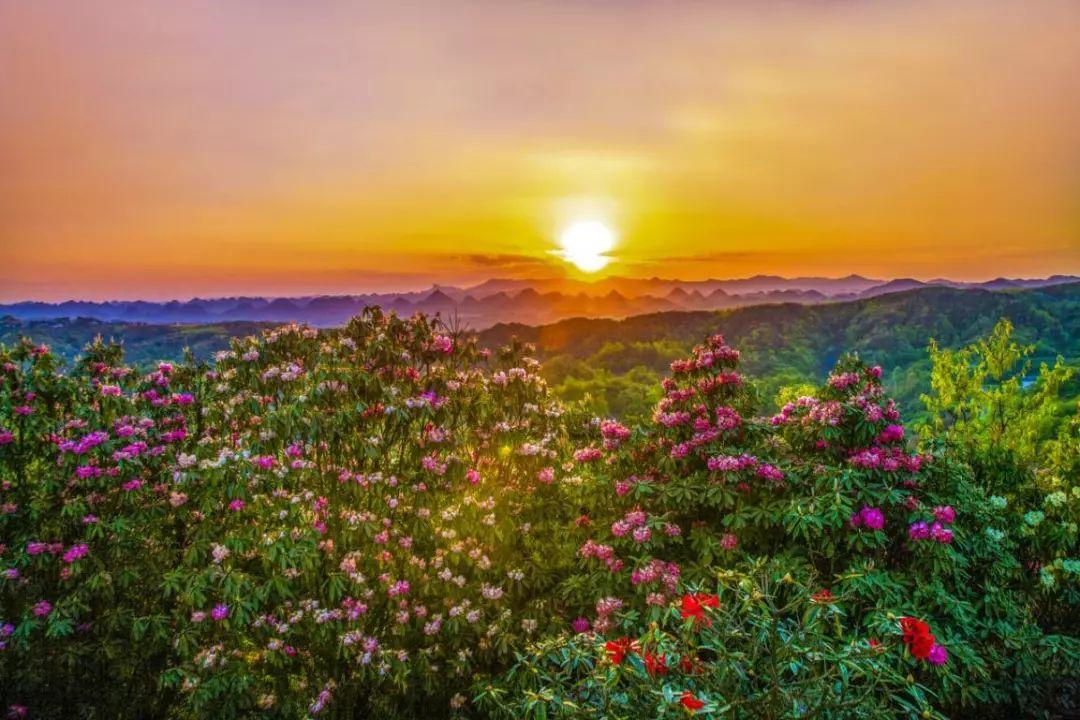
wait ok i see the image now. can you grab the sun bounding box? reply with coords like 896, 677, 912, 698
556, 220, 616, 273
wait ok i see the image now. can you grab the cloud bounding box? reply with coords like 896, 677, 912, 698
452, 253, 551, 269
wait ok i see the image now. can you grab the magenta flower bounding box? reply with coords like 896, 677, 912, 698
933, 505, 956, 524
859, 506, 885, 531
32, 600, 52, 617
756, 464, 784, 481
928, 644, 948, 665
930, 523, 954, 544
211, 604, 229, 621
571, 617, 591, 633
252, 455, 275, 470
62, 543, 89, 564
908, 521, 931, 541
877, 424, 905, 444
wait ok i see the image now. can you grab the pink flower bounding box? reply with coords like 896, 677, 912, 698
431, 335, 454, 353
930, 523, 954, 544
756, 464, 784, 482
928, 644, 948, 665
877, 424, 904, 444
933, 506, 956, 524
857, 506, 885, 531
252, 455, 276, 470
211, 604, 229, 621
909, 521, 931, 541
33, 600, 52, 617
600, 420, 631, 448
62, 544, 89, 564
228, 499, 246, 512
573, 447, 603, 464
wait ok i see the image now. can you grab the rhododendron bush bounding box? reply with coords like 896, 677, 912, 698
1, 313, 1078, 719
481, 562, 938, 719
539, 334, 1079, 717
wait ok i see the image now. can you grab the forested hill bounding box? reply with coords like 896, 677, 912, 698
0, 317, 271, 366
478, 282, 1080, 418
3, 283, 1079, 420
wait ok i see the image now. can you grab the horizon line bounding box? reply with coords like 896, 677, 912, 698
4, 271, 1080, 306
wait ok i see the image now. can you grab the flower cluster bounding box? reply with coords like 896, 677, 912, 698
899, 617, 948, 665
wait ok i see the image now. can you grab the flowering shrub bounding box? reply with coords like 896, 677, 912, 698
0, 338, 195, 718
480, 561, 942, 719
2, 315, 1079, 718
541, 334, 1080, 717
160, 311, 576, 717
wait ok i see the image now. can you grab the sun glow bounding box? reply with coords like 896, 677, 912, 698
556, 220, 616, 273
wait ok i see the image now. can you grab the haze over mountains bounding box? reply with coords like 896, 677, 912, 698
3, 274, 1077, 330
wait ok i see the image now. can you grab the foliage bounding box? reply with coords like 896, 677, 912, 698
524, 332, 1080, 718
921, 318, 1075, 464
481, 561, 934, 720
481, 283, 1080, 421
1, 309, 1079, 719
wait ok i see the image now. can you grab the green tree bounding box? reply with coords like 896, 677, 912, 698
920, 318, 1074, 464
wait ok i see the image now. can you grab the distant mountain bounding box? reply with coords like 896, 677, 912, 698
460, 274, 883, 299
856, 275, 1079, 299
858, 278, 931, 298
2, 274, 1076, 330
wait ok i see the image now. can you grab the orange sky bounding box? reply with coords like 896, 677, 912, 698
2, 0, 1078, 301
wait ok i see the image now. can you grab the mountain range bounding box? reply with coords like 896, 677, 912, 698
3, 274, 1077, 330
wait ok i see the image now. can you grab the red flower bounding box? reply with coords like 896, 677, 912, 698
678, 653, 703, 674
644, 651, 668, 677
811, 589, 834, 604
680, 691, 705, 711
680, 593, 720, 628
899, 617, 936, 660
604, 636, 637, 665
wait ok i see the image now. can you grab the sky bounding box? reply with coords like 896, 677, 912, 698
1, 0, 1078, 301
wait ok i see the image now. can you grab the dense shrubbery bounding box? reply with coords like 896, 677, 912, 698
1, 312, 1077, 718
